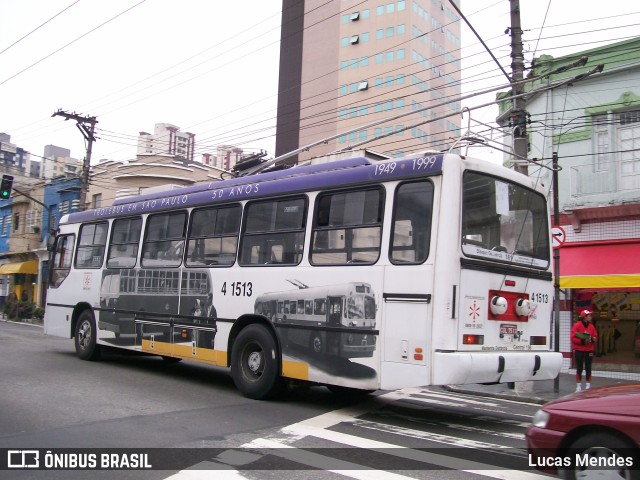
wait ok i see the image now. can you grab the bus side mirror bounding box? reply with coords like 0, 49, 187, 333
47, 233, 56, 252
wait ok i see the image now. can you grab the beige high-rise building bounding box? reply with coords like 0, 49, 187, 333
275, 0, 462, 163
137, 123, 196, 162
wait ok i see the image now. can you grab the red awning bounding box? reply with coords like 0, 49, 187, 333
559, 241, 640, 289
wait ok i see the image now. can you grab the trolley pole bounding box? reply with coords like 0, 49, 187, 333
52, 110, 98, 211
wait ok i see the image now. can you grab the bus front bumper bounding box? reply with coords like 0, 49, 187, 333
431, 350, 563, 385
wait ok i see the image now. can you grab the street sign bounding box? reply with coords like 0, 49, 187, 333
551, 226, 566, 248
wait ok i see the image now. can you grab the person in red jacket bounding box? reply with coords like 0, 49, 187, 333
571, 309, 598, 392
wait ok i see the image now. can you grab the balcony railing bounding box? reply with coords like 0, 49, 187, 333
569, 164, 640, 204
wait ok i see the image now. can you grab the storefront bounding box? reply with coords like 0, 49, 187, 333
0, 259, 39, 303
560, 240, 640, 370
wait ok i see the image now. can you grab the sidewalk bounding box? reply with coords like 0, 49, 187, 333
445, 373, 640, 404
0, 313, 43, 325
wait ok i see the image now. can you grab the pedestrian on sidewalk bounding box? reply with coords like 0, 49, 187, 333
571, 309, 598, 392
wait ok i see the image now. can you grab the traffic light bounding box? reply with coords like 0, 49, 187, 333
1, 175, 13, 199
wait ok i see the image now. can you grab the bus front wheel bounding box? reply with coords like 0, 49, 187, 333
231, 324, 284, 400
311, 333, 323, 355
75, 310, 101, 361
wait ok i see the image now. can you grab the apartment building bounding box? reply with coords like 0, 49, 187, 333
137, 123, 196, 162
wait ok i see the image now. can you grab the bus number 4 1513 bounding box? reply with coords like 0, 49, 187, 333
221, 282, 253, 297
531, 292, 549, 303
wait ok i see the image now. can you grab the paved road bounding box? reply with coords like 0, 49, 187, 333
0, 321, 546, 479
164, 387, 547, 480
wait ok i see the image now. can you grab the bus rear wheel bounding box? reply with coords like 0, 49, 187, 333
231, 324, 284, 400
75, 310, 101, 361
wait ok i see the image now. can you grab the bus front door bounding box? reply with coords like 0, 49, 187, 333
328, 297, 342, 326
326, 296, 342, 355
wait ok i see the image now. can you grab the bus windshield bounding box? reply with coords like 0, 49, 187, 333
461, 172, 550, 269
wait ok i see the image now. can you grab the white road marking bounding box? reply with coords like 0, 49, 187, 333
163, 467, 247, 479
244, 437, 412, 480
280, 424, 546, 480
349, 418, 526, 447
441, 422, 524, 440
373, 410, 525, 440
409, 391, 501, 407
165, 388, 543, 479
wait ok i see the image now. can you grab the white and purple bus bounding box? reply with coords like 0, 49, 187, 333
45, 153, 562, 399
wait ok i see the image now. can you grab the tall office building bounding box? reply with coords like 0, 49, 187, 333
276, 0, 462, 163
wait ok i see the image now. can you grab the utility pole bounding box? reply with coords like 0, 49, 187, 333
552, 152, 561, 393
508, 0, 528, 174
52, 110, 98, 211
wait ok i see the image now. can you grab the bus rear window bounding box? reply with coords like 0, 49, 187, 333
462, 172, 550, 269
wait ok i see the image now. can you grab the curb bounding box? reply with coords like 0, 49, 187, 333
0, 317, 43, 328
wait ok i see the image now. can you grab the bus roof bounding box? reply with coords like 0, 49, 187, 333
64, 154, 445, 224
112, 157, 372, 206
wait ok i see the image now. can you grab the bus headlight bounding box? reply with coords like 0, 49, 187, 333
490, 296, 508, 316
515, 298, 532, 317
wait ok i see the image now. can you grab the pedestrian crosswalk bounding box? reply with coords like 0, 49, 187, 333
164, 388, 548, 479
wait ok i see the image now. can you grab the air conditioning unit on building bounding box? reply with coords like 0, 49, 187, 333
27, 226, 40, 234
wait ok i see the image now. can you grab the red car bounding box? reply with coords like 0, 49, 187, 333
526, 384, 640, 480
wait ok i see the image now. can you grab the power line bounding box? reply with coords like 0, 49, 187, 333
0, 0, 82, 56
530, 0, 552, 59
3, 1, 636, 167
0, 0, 147, 87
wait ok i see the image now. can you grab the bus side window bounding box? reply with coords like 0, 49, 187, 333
50, 234, 75, 288
314, 298, 326, 315
239, 197, 307, 266
76, 222, 108, 269
186, 204, 241, 267
107, 217, 142, 268
142, 212, 186, 267
390, 181, 433, 264
311, 188, 384, 265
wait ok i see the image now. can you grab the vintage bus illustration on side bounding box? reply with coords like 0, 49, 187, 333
99, 268, 216, 351
254, 281, 377, 359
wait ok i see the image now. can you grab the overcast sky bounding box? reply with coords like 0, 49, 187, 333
1, 0, 638, 165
